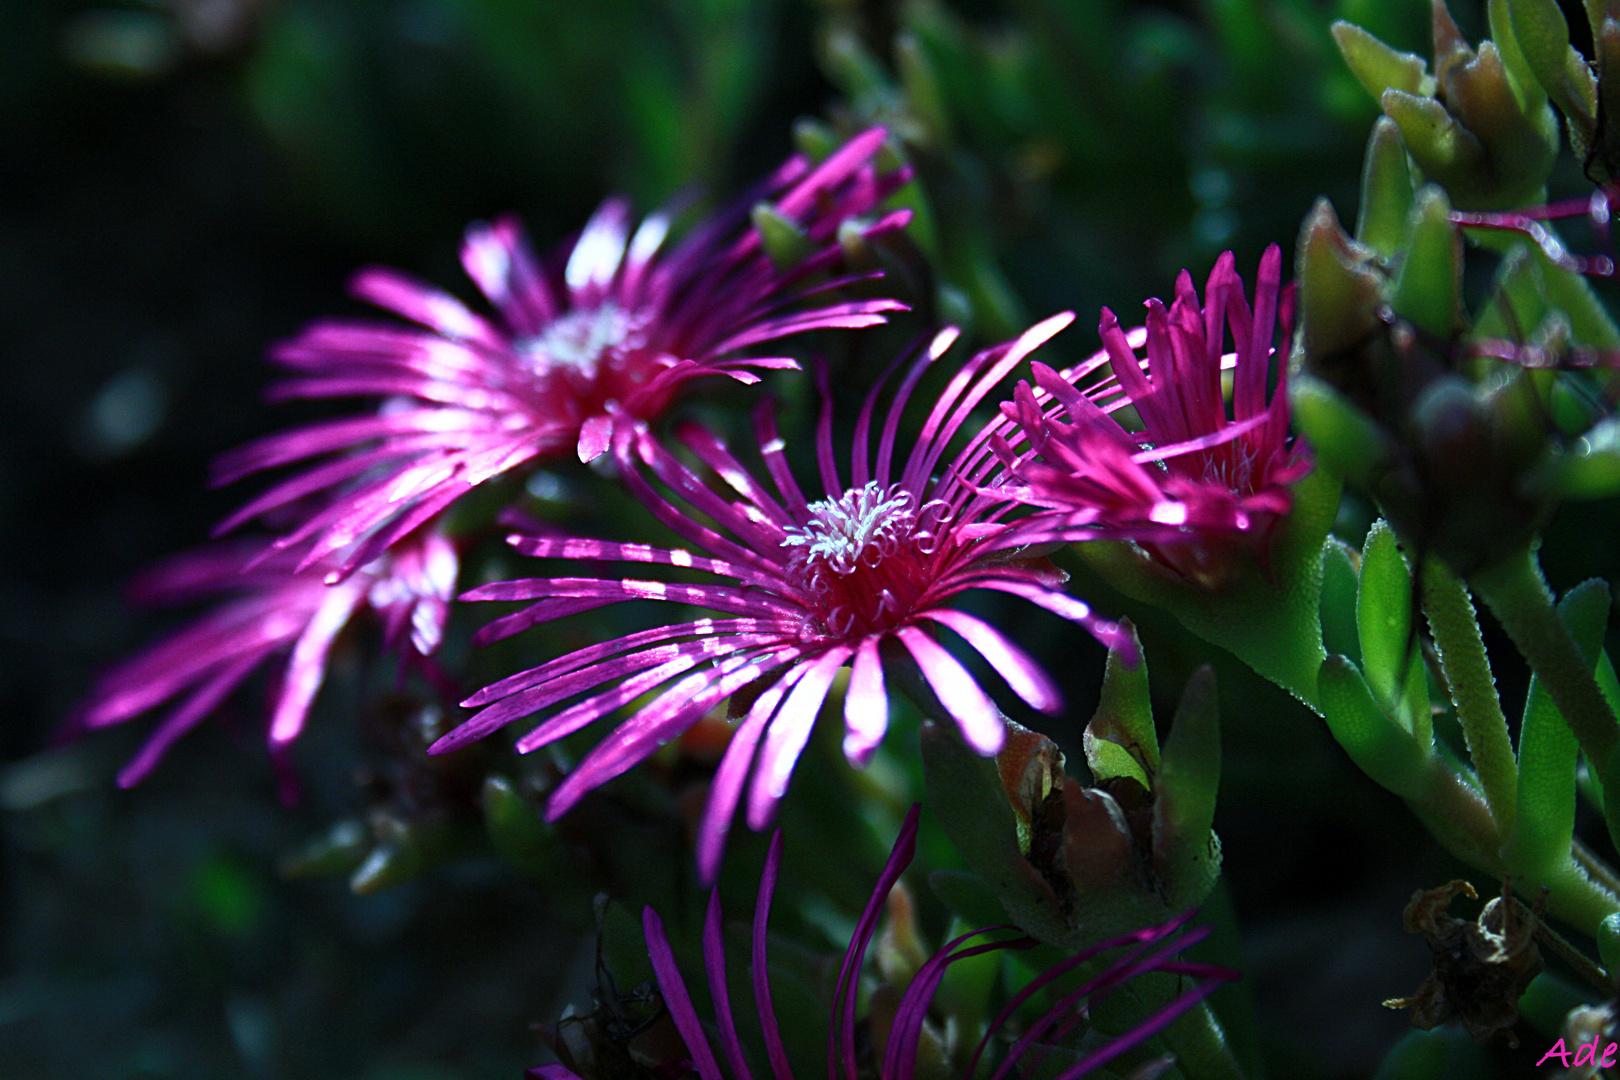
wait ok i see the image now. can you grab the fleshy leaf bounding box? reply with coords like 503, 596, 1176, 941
1317, 654, 1429, 798
1357, 519, 1428, 743
918, 719, 1073, 948
1151, 666, 1223, 910
1507, 578, 1608, 875
1357, 118, 1416, 260
1505, 0, 1597, 154
1321, 537, 1363, 665
1332, 21, 1432, 99
1084, 618, 1160, 785
1389, 186, 1464, 342
1297, 198, 1384, 363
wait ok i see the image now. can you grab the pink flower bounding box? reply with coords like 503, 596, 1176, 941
995, 245, 1311, 585
213, 129, 910, 580
73, 527, 458, 796
434, 317, 1128, 880
533, 807, 1234, 1080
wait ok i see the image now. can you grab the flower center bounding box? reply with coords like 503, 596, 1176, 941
518, 302, 632, 380
782, 482, 938, 636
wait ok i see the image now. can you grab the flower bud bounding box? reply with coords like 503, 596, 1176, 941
1298, 197, 1384, 367
1335, 0, 1558, 209
1292, 181, 1617, 575
922, 626, 1222, 950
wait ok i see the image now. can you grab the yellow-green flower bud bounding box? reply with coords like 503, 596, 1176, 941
1336, 1, 1558, 209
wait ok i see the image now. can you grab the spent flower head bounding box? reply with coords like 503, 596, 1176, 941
212, 128, 910, 580
433, 318, 1130, 880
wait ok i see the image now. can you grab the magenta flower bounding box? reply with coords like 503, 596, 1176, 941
73, 526, 458, 796
533, 807, 1234, 1080
995, 245, 1311, 585
213, 128, 910, 580
433, 317, 1128, 880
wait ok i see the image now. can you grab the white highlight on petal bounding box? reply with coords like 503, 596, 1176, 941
427, 294, 484, 341
842, 636, 888, 767
463, 228, 512, 305
566, 206, 630, 292
1150, 502, 1189, 526
626, 212, 670, 270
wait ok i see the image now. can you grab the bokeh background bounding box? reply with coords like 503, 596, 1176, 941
5, 1, 1615, 1077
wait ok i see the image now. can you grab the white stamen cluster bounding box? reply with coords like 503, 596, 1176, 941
782, 482, 917, 576
521, 301, 631, 377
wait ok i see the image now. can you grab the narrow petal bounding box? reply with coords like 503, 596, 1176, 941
576, 414, 614, 463
745, 645, 852, 830
753, 831, 799, 1080
922, 608, 1061, 714
548, 646, 800, 818
703, 890, 756, 1080
350, 267, 499, 346
841, 635, 888, 768
697, 666, 806, 883
509, 534, 750, 579
115, 652, 263, 788
642, 907, 727, 1080
565, 199, 632, 298
830, 805, 919, 1080
894, 625, 1004, 755
267, 581, 366, 747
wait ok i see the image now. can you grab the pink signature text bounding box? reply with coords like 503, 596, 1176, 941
1539, 1037, 1619, 1070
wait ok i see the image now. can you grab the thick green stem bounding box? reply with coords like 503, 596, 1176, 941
1408, 755, 1503, 867
1161, 998, 1250, 1080
1421, 558, 1518, 832
1574, 837, 1620, 899
1472, 548, 1620, 793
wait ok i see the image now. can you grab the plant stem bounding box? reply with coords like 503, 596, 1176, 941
1472, 547, 1620, 792
1421, 557, 1517, 832
1574, 837, 1620, 899
1162, 998, 1250, 1080
1405, 714, 1619, 934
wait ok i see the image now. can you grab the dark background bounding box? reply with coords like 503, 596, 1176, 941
2, 1, 1607, 1076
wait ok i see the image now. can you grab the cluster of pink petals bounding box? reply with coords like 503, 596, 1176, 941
213, 128, 911, 580
994, 245, 1311, 580
433, 317, 1129, 880
532, 807, 1234, 1080
73, 528, 457, 796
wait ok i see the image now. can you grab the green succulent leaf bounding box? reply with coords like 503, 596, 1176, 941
1508, 579, 1609, 875
1357, 519, 1427, 742
1085, 618, 1160, 783
1322, 537, 1364, 664
1289, 374, 1398, 487
918, 721, 1072, 947
1552, 418, 1620, 498
751, 202, 814, 270
1318, 654, 1430, 798
1389, 186, 1464, 341
1151, 666, 1222, 907
1506, 0, 1598, 146
1356, 117, 1416, 260
1332, 21, 1433, 99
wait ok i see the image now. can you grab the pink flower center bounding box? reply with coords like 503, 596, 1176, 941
782, 482, 939, 636
514, 302, 680, 425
